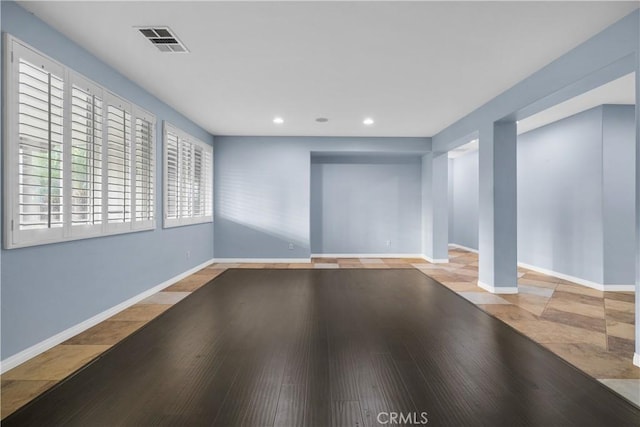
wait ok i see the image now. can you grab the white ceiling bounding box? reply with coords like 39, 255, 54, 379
18, 1, 639, 137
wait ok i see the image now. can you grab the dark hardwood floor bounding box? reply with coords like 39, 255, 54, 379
4, 269, 639, 426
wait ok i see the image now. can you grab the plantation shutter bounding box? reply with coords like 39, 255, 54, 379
134, 113, 155, 223
6, 36, 157, 249
193, 145, 213, 217
193, 144, 204, 217
70, 79, 103, 227
163, 122, 213, 228
105, 95, 132, 226
165, 130, 179, 220
17, 56, 65, 231
179, 139, 193, 218
203, 148, 213, 217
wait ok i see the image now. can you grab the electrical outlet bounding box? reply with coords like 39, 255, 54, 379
288, 243, 294, 250
385, 240, 391, 247
186, 250, 191, 259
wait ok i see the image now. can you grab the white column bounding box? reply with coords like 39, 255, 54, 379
478, 121, 518, 293
422, 152, 449, 263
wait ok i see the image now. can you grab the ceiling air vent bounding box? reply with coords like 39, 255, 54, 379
137, 27, 189, 53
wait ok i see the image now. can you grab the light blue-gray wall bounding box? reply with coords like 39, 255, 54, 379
449, 105, 636, 285
518, 107, 605, 283
310, 154, 422, 254
1, 2, 214, 359
421, 152, 449, 261
449, 151, 479, 250
214, 136, 429, 259
602, 105, 636, 284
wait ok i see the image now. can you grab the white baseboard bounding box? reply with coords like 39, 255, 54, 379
423, 255, 449, 264
311, 253, 424, 259
478, 280, 519, 294
448, 243, 479, 254
0, 258, 215, 375
448, 245, 635, 293
213, 258, 311, 263
634, 353, 640, 368
517, 262, 635, 292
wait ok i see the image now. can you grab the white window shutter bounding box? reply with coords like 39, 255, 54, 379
179, 138, 193, 219
204, 148, 213, 217
163, 122, 213, 228
193, 144, 204, 217
17, 57, 65, 231
70, 82, 103, 227
134, 115, 155, 223
165, 129, 179, 220
5, 36, 158, 248
105, 96, 132, 226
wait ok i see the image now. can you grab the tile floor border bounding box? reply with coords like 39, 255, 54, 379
212, 258, 311, 263
311, 253, 425, 259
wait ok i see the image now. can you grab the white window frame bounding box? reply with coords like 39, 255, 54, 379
4, 34, 157, 249
163, 122, 213, 228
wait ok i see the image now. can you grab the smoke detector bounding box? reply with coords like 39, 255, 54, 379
136, 27, 189, 53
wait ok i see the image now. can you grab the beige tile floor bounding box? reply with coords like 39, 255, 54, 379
1, 250, 638, 418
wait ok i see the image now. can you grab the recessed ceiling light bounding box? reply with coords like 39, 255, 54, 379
273, 117, 284, 124
363, 118, 374, 125
315, 117, 329, 123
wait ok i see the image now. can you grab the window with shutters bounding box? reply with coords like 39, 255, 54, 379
163, 122, 213, 228
135, 114, 155, 225
165, 131, 179, 220
4, 36, 157, 248
70, 75, 103, 233
105, 96, 132, 229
